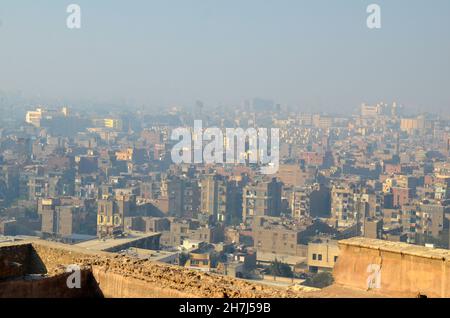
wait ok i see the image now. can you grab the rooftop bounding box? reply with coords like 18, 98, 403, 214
75, 231, 160, 252
340, 237, 450, 260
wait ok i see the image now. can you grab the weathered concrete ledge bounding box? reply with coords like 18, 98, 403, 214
334, 237, 450, 298
0, 240, 312, 298
7, 238, 435, 298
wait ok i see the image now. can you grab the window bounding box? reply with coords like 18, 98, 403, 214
334, 256, 339, 263
312, 253, 317, 260
318, 254, 322, 261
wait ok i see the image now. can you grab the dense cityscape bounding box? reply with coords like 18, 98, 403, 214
0, 99, 449, 294
1, 0, 450, 306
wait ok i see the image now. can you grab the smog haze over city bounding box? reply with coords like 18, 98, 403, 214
0, 0, 449, 113
0, 0, 450, 309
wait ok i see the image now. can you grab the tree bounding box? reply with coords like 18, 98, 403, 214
267, 259, 293, 278
303, 272, 334, 289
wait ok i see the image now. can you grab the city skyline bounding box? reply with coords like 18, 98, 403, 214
1, 0, 450, 303
0, 0, 449, 113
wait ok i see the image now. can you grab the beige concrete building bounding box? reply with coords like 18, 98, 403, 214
307, 239, 340, 272
252, 216, 308, 260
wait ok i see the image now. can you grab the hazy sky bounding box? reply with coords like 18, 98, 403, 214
0, 0, 449, 113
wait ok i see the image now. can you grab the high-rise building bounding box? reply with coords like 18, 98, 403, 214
38, 198, 81, 238
331, 185, 356, 226
242, 178, 282, 222
200, 174, 242, 224
97, 195, 131, 238
289, 187, 310, 220
168, 176, 200, 218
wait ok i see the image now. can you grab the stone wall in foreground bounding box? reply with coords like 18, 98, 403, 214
7, 238, 447, 298
0, 244, 31, 280
91, 267, 195, 298
0, 270, 101, 298
80, 255, 303, 298
334, 237, 450, 298
0, 240, 305, 298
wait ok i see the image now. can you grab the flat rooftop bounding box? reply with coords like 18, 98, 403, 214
256, 251, 306, 265
340, 237, 450, 260
121, 248, 179, 262
0, 235, 39, 244
75, 231, 160, 252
